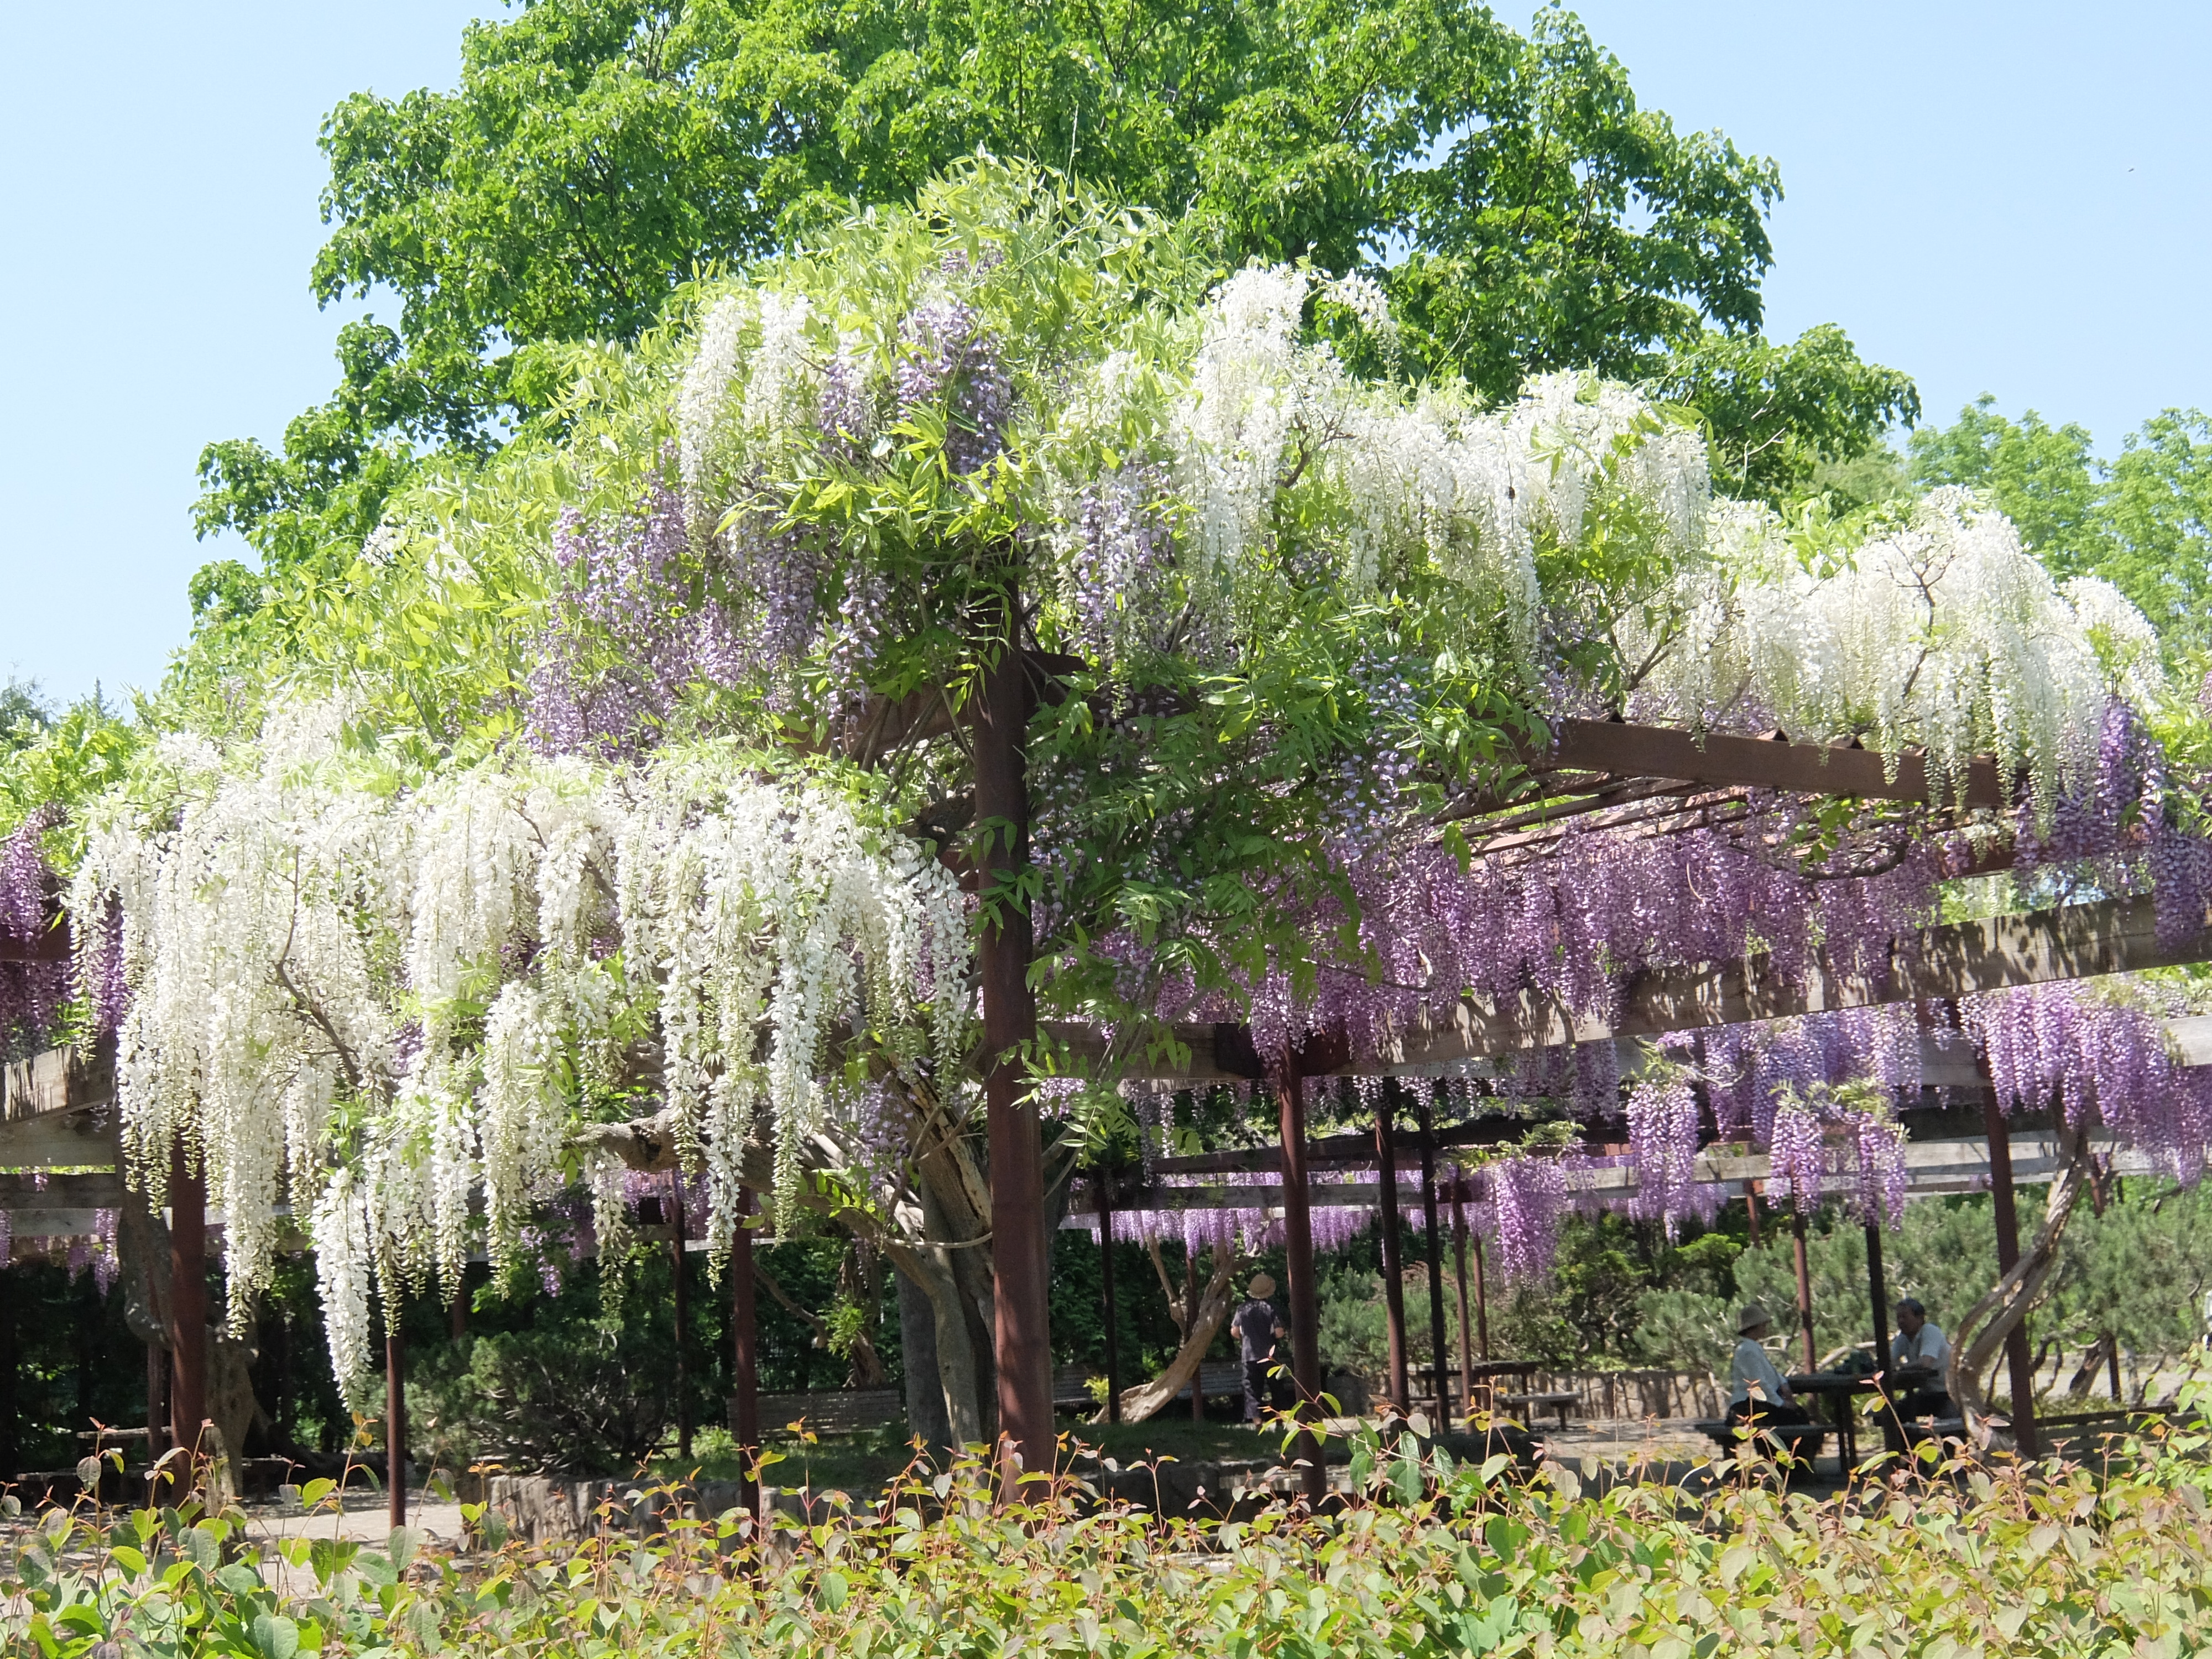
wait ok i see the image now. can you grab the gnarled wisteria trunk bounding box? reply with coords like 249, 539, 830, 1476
1107, 1243, 1240, 1425
1945, 1124, 2094, 1441
581, 1093, 1004, 1453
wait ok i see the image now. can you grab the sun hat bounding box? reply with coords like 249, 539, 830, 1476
1738, 1303, 1772, 1335
1249, 1274, 1277, 1298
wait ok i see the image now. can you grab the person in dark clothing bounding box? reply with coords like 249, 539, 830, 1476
1233, 1274, 1286, 1425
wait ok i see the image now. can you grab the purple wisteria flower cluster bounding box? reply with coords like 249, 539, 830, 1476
0, 807, 65, 1047
1703, 1005, 1922, 1145
1065, 462, 1172, 658
895, 291, 1011, 476
1624, 1073, 1701, 1233
1195, 809, 1947, 1070
2015, 698, 2212, 950
1469, 1152, 1574, 1285
527, 486, 750, 757
1965, 982, 2212, 1185
1320, 653, 1426, 856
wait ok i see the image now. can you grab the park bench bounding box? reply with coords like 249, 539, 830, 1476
737, 1388, 904, 1438
1500, 1391, 1581, 1430
1054, 1366, 1105, 1411
1693, 1418, 1834, 1463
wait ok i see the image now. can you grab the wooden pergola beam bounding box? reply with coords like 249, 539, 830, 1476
1531, 720, 2008, 810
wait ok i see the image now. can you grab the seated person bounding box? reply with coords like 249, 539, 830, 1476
1726, 1303, 1810, 1426
1888, 1297, 1954, 1420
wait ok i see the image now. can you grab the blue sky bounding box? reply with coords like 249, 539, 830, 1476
4, 1, 2207, 705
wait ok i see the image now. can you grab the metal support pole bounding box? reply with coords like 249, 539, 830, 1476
1981, 1089, 2041, 1457
1097, 1168, 1122, 1424
387, 1316, 406, 1528
1188, 1251, 1206, 1422
145, 1338, 166, 1491
1274, 1060, 1326, 1505
975, 617, 1048, 1491
169, 1144, 207, 1480
672, 1170, 691, 1461
0, 1262, 15, 1483
1867, 1221, 1896, 1455
1472, 1231, 1491, 1361
732, 1186, 759, 1520
1416, 1101, 1448, 1421
1450, 1181, 1476, 1418
1373, 1090, 1409, 1413
1791, 1203, 1817, 1373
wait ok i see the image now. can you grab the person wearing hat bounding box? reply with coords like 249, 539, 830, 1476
1234, 1275, 1287, 1425
1726, 1303, 1809, 1425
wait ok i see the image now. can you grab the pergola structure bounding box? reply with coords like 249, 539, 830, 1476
2, 719, 2206, 1508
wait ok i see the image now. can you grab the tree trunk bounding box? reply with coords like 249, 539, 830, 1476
1107, 1248, 1239, 1423
1947, 1123, 2093, 1441
884, 1242, 984, 1447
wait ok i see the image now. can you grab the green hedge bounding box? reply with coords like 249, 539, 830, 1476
13, 1411, 2212, 1659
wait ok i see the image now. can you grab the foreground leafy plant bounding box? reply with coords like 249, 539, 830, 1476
13, 1422, 2212, 1659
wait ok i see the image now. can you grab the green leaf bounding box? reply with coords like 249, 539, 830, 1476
254, 1612, 302, 1659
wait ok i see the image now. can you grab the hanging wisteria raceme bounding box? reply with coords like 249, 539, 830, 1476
1624, 1072, 1701, 1234
67, 699, 971, 1404
526, 486, 751, 757
0, 806, 66, 1045
2012, 696, 2212, 950
1702, 1004, 1923, 1145
1073, 1168, 1380, 1258
1469, 1151, 1578, 1286
1765, 1103, 1827, 1210
1186, 805, 1952, 1071
1964, 982, 2212, 1186
1629, 492, 2124, 815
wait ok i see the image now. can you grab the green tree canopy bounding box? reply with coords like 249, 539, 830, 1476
1912, 396, 2212, 660
194, 0, 1913, 599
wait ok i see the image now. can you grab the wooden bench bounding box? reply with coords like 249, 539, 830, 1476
1053, 1366, 1105, 1411
1693, 1418, 1833, 1463
1500, 1391, 1581, 1430
737, 1389, 904, 1438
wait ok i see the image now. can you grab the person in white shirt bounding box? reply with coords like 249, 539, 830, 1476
1726, 1303, 1809, 1426
1888, 1298, 1953, 1420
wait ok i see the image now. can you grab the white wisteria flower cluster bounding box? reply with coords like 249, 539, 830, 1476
1627, 489, 2145, 808
671, 247, 1715, 662
664, 201, 2137, 800
68, 702, 968, 1403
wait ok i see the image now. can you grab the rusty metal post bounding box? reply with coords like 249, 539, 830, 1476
1867, 1220, 1897, 1456
672, 1170, 691, 1461
1097, 1169, 1122, 1424
732, 1186, 760, 1520
387, 1317, 406, 1528
1450, 1180, 1476, 1418
1416, 1100, 1448, 1420
1981, 1091, 2041, 1457
1274, 1060, 1326, 1504
1373, 1090, 1409, 1413
1472, 1231, 1491, 1361
168, 1145, 207, 1481
975, 615, 1048, 1493
1792, 1203, 1817, 1373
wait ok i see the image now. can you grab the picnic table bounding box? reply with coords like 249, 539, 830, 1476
1787, 1371, 1881, 1468
1418, 1359, 1541, 1415
1499, 1390, 1580, 1430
